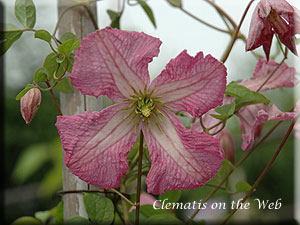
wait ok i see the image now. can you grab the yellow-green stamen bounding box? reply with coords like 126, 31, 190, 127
121, 85, 170, 133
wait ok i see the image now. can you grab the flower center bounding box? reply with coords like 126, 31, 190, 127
121, 85, 171, 133
136, 97, 154, 118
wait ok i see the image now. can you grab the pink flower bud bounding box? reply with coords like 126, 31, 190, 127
20, 88, 42, 124
220, 129, 235, 164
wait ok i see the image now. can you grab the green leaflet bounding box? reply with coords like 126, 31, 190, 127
83, 193, 114, 225
137, 0, 157, 28
225, 82, 270, 110
107, 9, 121, 29
14, 0, 36, 28
0, 24, 23, 55
34, 29, 51, 42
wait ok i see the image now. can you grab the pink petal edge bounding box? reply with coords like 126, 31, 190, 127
143, 109, 224, 194
70, 27, 162, 101
56, 103, 140, 189
150, 51, 227, 118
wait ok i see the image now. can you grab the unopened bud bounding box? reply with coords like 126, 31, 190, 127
220, 129, 235, 164
20, 88, 42, 124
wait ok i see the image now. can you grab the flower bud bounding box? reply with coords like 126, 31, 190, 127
220, 129, 235, 164
20, 88, 42, 124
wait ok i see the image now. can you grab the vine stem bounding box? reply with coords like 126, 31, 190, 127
256, 47, 288, 92
220, 114, 299, 225
45, 81, 63, 116
135, 131, 144, 225
220, 0, 255, 63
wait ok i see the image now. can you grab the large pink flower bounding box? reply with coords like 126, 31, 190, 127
246, 0, 300, 59
55, 27, 227, 194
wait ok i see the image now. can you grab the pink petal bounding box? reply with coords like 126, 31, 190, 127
264, 0, 294, 15
150, 51, 227, 118
246, 5, 270, 52
56, 103, 140, 189
237, 104, 296, 151
70, 27, 162, 101
129, 192, 161, 212
142, 109, 224, 194
240, 58, 298, 92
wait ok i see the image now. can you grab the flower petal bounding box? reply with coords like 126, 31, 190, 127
150, 51, 227, 118
143, 109, 224, 194
70, 27, 162, 101
237, 104, 296, 151
56, 103, 140, 189
240, 58, 298, 92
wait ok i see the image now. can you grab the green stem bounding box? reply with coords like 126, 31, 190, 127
135, 131, 144, 225
120, 182, 130, 225
220, 114, 299, 225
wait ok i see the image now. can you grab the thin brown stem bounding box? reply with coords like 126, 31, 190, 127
120, 182, 130, 225
256, 48, 288, 92
179, 7, 230, 34
220, 0, 255, 63
135, 131, 144, 225
45, 81, 63, 116
220, 115, 299, 225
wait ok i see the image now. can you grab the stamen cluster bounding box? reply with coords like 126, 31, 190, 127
122, 85, 168, 132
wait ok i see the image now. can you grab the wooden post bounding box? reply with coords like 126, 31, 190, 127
57, 0, 101, 220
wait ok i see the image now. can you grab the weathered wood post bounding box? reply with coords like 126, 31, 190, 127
57, 0, 101, 220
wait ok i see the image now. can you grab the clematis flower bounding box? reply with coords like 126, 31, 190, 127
55, 27, 227, 194
233, 59, 297, 151
191, 58, 298, 151
20, 87, 42, 124
246, 0, 300, 59
240, 58, 298, 92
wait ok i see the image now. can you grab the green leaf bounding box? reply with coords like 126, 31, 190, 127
167, 0, 182, 7
58, 38, 80, 56
60, 32, 77, 43
34, 211, 52, 223
52, 201, 64, 224
34, 29, 51, 42
137, 0, 156, 28
140, 205, 168, 217
11, 217, 42, 225
14, 0, 36, 28
107, 9, 121, 29
0, 24, 23, 55
211, 102, 236, 121
83, 193, 114, 225
15, 84, 35, 100
65, 216, 91, 225
55, 77, 74, 93
11, 143, 49, 183
33, 67, 48, 83
159, 190, 182, 204
146, 214, 184, 225
225, 82, 270, 110
43, 53, 58, 80
210, 159, 234, 184
56, 53, 65, 64
235, 180, 251, 192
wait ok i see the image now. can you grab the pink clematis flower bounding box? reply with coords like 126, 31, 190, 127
191, 58, 298, 152
235, 59, 297, 151
55, 27, 227, 194
246, 0, 300, 59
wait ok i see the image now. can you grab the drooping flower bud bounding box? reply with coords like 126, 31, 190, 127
220, 129, 235, 164
20, 88, 42, 124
